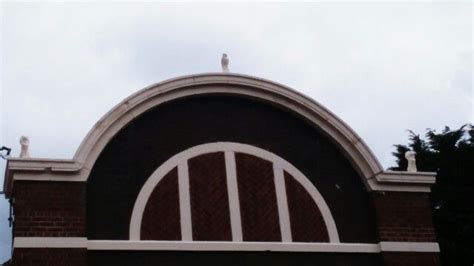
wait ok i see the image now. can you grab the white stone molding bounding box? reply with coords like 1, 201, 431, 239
178, 161, 193, 241
3, 73, 437, 196
221, 54, 229, 72
379, 241, 440, 252
13, 237, 440, 253
88, 241, 379, 253
72, 73, 385, 184
273, 165, 292, 243
375, 171, 436, 192
129, 142, 340, 243
6, 158, 82, 173
224, 151, 243, 242
19, 136, 30, 158
405, 151, 417, 172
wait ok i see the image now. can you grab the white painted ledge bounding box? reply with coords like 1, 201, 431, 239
87, 241, 380, 253
6, 158, 82, 172
13, 238, 440, 253
376, 171, 436, 184
380, 241, 440, 252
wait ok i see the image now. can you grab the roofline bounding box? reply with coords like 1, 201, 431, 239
3, 73, 436, 197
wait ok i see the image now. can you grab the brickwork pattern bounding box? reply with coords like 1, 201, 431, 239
141, 167, 181, 240
373, 192, 436, 242
382, 252, 440, 266
284, 171, 329, 242
12, 248, 86, 266
236, 153, 281, 242
14, 181, 86, 237
189, 152, 232, 241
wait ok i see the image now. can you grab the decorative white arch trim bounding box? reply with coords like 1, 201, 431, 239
129, 142, 340, 243
71, 73, 383, 187
273, 166, 292, 243
224, 151, 243, 242
4, 73, 437, 197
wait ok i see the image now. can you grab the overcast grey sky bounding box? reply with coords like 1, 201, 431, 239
0, 1, 472, 261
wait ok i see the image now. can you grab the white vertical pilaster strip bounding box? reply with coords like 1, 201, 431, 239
273, 164, 292, 242
225, 151, 243, 242
178, 161, 193, 241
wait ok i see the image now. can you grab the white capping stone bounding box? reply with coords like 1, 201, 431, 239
405, 151, 417, 172
221, 54, 229, 72
19, 136, 30, 158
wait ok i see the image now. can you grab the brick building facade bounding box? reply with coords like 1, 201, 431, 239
3, 74, 440, 265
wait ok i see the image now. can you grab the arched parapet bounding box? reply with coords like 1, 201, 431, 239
129, 142, 340, 243
73, 73, 382, 188
3, 73, 436, 198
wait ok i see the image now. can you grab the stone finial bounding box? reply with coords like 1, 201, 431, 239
221, 53, 229, 73
405, 151, 417, 172
19, 136, 30, 158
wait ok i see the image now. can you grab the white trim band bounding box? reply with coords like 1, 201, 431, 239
224, 151, 243, 242
273, 165, 292, 243
380, 241, 440, 252
87, 241, 379, 253
178, 162, 193, 241
13, 238, 440, 253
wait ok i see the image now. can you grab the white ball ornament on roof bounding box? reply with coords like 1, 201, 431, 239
405, 150, 417, 172
221, 53, 229, 73
19, 136, 30, 158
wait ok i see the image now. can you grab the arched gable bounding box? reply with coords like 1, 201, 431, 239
73, 73, 383, 190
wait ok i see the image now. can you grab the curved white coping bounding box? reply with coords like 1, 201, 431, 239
13, 238, 440, 253
129, 142, 340, 243
71, 73, 382, 185
4, 74, 437, 196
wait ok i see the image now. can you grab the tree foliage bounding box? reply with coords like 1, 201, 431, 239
390, 125, 474, 266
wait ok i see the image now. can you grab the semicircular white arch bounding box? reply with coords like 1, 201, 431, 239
129, 142, 340, 243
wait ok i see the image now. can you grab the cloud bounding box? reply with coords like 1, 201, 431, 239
0, 1, 471, 261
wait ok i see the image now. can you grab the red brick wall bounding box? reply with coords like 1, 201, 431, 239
236, 153, 281, 242
382, 252, 440, 266
141, 168, 181, 240
189, 152, 232, 241
12, 248, 86, 266
373, 191, 440, 266
373, 191, 436, 242
285, 171, 329, 242
13, 181, 86, 237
